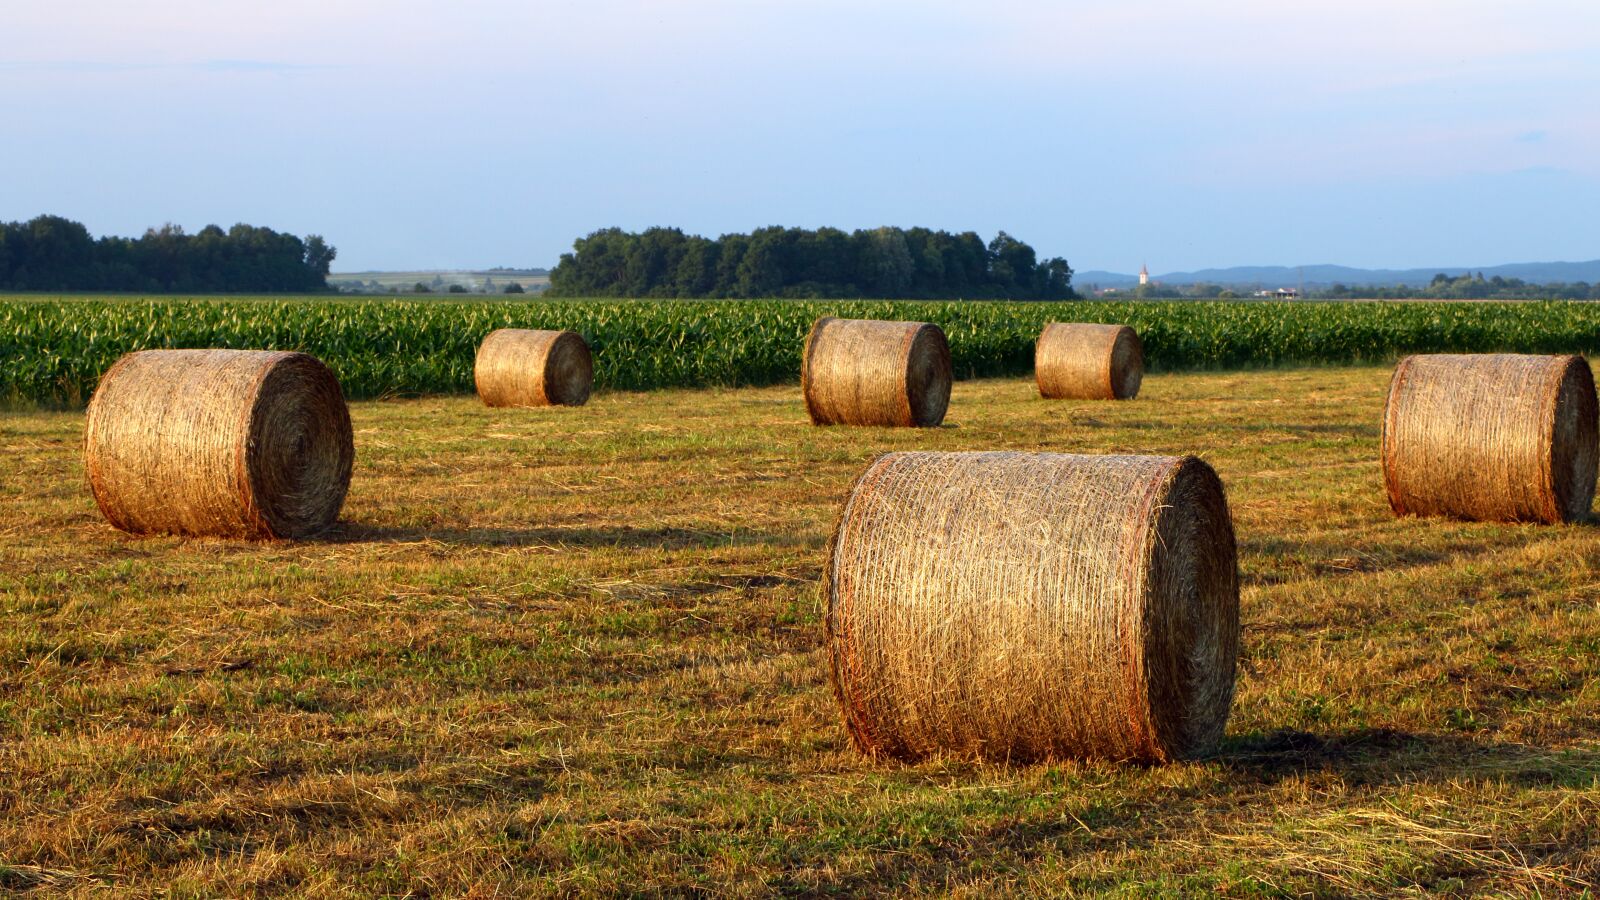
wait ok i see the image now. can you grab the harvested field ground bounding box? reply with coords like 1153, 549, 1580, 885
2, 368, 1598, 896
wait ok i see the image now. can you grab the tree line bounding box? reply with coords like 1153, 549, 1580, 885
1081, 272, 1600, 301
1319, 272, 1600, 301
547, 226, 1074, 299
0, 215, 336, 292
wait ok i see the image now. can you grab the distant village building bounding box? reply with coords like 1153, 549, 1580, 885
1138, 264, 1150, 287
1253, 288, 1300, 298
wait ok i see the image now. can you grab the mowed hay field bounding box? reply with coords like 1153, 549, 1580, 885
2, 369, 1599, 896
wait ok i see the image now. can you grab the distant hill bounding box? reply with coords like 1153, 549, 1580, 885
1076, 260, 1600, 289
330, 269, 550, 294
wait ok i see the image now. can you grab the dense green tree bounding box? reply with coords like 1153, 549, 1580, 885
0, 214, 335, 292
736, 227, 790, 296
791, 226, 853, 293
548, 225, 1074, 299
671, 236, 720, 296
712, 233, 749, 298
622, 227, 688, 296
859, 227, 914, 297
986, 231, 1038, 295
304, 235, 336, 277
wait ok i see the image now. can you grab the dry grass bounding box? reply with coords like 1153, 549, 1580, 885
1, 368, 1598, 896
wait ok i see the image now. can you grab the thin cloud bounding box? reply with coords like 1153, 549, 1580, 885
0, 59, 333, 74
0, 61, 164, 72
197, 59, 335, 73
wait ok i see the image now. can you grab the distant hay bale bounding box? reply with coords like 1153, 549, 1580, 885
824, 451, 1239, 763
475, 328, 593, 407
802, 317, 951, 427
1382, 353, 1598, 524
1035, 323, 1143, 400
84, 349, 354, 539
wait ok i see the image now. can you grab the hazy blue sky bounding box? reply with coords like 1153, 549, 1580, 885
4, 1, 1597, 272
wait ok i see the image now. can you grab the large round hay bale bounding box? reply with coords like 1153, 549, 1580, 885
1382, 353, 1598, 524
1035, 322, 1143, 400
84, 349, 354, 539
824, 451, 1239, 763
475, 328, 593, 407
802, 317, 951, 427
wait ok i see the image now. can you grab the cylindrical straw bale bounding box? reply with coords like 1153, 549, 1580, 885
802, 317, 951, 427
84, 349, 354, 539
1035, 323, 1143, 400
824, 451, 1239, 763
1382, 353, 1598, 524
475, 328, 593, 407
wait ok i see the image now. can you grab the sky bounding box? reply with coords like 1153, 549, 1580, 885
3, 0, 1598, 273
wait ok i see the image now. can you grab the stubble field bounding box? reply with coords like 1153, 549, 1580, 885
2, 369, 1598, 896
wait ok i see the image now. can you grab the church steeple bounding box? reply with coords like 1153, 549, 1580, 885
1138, 263, 1150, 286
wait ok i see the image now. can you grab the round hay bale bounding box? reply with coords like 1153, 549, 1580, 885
802, 316, 951, 427
1382, 353, 1598, 524
1035, 322, 1143, 400
475, 328, 593, 408
824, 451, 1239, 763
84, 349, 354, 539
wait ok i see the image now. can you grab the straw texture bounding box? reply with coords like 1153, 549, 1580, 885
475, 328, 593, 407
802, 317, 951, 427
824, 451, 1239, 763
1382, 353, 1598, 524
1035, 323, 1143, 400
84, 349, 354, 539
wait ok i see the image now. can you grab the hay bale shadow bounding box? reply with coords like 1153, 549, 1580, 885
1216, 727, 1600, 789
321, 521, 812, 551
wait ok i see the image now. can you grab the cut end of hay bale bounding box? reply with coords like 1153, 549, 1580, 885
246, 353, 358, 538
1141, 455, 1240, 758
475, 328, 594, 408
802, 316, 952, 427
823, 451, 1239, 764
1548, 357, 1599, 522
1035, 323, 1144, 400
1382, 353, 1598, 524
84, 349, 354, 539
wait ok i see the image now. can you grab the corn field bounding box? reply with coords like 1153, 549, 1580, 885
5, 296, 1600, 407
